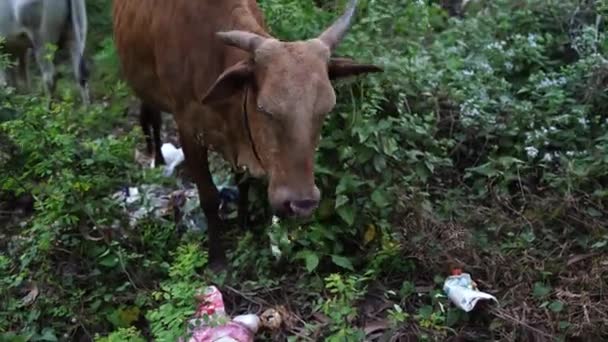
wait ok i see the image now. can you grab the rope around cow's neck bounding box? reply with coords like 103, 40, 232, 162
242, 87, 265, 173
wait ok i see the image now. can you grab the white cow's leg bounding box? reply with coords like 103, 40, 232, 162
32, 41, 56, 98
68, 39, 89, 105
17, 48, 32, 91
1, 57, 17, 89
6, 63, 17, 88
0, 55, 14, 88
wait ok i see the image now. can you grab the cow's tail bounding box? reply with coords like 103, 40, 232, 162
68, 0, 90, 103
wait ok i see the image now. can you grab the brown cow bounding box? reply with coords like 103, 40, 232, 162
112, 0, 382, 267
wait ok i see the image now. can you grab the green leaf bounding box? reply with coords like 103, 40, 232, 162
532, 282, 551, 298
415, 163, 429, 182
467, 162, 498, 178
0, 333, 29, 342
586, 207, 602, 218
548, 301, 564, 312
417, 305, 433, 319
335, 195, 349, 208
337, 205, 355, 226
399, 281, 415, 298
99, 253, 119, 268
304, 252, 320, 273
335, 175, 364, 194
371, 188, 389, 208
36, 328, 58, 342
331, 255, 354, 271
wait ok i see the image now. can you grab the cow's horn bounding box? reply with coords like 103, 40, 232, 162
318, 0, 357, 51
217, 31, 267, 52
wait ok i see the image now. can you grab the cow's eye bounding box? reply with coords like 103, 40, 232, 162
256, 104, 273, 117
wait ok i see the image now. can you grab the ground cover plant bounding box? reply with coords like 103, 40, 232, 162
1, 0, 607, 341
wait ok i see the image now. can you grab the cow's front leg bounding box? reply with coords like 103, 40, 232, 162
0, 67, 7, 88
179, 128, 226, 269
31, 42, 56, 100
235, 172, 249, 230
16, 48, 31, 92
67, 38, 90, 105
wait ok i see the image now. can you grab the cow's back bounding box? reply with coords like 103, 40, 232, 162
112, 0, 267, 113
1, 0, 69, 53
0, 0, 25, 48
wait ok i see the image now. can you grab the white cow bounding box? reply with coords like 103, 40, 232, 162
0, 0, 89, 104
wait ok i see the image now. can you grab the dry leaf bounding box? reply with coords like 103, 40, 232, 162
363, 224, 377, 245
21, 284, 39, 306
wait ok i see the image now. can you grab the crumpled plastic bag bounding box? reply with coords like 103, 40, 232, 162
181, 286, 260, 342
161, 143, 186, 176
443, 272, 498, 312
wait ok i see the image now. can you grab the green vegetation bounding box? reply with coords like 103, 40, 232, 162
1, 0, 607, 340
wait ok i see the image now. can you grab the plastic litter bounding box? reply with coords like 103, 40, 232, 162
160, 142, 185, 176
111, 183, 238, 232
182, 286, 261, 342
443, 270, 498, 312
113, 145, 240, 231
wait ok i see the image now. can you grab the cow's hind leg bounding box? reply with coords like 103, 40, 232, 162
139, 104, 153, 155
179, 126, 227, 269
139, 102, 165, 166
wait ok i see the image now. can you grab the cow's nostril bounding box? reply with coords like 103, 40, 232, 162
282, 201, 293, 214
289, 200, 319, 214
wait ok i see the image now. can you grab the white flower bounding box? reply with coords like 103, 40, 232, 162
525, 146, 539, 158
542, 153, 555, 162
538, 76, 567, 88
478, 61, 493, 73
486, 41, 506, 51
460, 99, 481, 118
527, 33, 539, 48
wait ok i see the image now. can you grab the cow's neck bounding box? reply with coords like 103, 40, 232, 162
218, 6, 271, 178
196, 3, 272, 178
229, 83, 266, 179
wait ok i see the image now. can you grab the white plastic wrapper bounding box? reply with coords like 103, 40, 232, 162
160, 142, 185, 176
443, 272, 498, 312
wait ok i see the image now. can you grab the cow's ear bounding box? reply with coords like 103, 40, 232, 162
202, 60, 254, 105
328, 57, 383, 80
